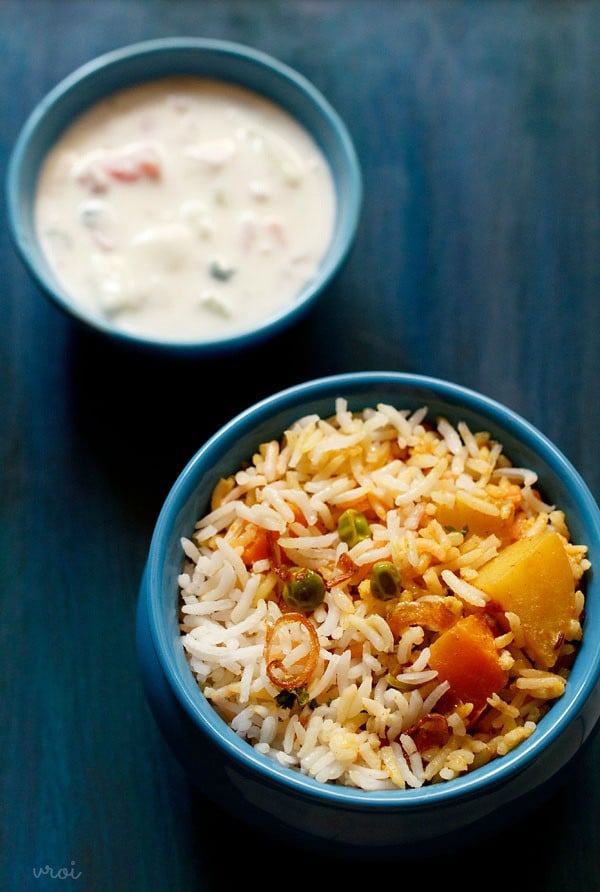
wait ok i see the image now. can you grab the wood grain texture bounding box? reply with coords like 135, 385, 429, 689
1, 1, 599, 888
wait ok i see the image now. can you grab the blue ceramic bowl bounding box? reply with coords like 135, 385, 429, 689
136, 372, 600, 858
6, 38, 361, 355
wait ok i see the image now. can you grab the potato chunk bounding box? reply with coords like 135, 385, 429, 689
475, 530, 576, 668
436, 493, 510, 539
428, 614, 508, 710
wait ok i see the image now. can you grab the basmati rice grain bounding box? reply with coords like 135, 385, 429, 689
179, 401, 589, 790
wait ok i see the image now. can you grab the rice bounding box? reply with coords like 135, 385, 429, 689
178, 400, 590, 790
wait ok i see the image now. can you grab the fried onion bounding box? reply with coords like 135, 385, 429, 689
265, 612, 320, 690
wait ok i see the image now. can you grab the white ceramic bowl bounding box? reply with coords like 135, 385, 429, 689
6, 38, 362, 355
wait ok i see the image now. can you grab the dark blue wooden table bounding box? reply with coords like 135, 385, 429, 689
2, 1, 599, 888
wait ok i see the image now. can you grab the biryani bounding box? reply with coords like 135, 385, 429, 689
178, 399, 590, 790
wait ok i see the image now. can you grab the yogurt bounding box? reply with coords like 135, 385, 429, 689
34, 76, 336, 342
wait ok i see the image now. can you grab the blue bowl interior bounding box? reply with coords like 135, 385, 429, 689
146, 372, 600, 807
6, 38, 362, 352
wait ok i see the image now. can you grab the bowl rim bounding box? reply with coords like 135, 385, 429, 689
6, 36, 363, 354
145, 370, 600, 808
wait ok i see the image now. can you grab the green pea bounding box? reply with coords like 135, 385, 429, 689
370, 561, 402, 600
338, 509, 371, 548
282, 567, 326, 612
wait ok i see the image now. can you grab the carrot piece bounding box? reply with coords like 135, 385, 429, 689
106, 158, 161, 181
241, 527, 272, 566
138, 158, 162, 180
104, 149, 162, 183
428, 614, 508, 711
